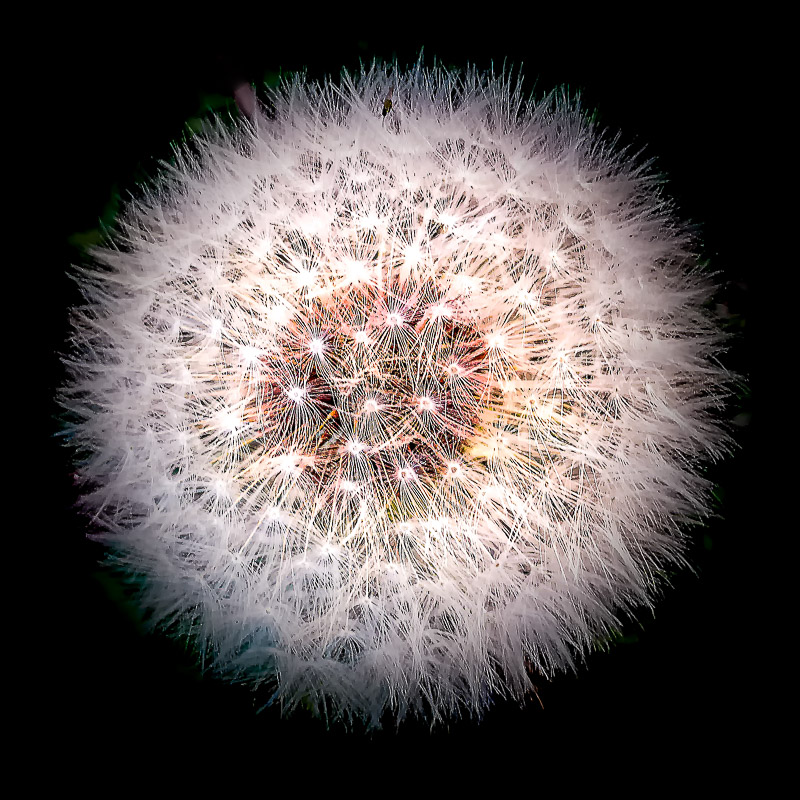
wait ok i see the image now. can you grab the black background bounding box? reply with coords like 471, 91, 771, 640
43, 15, 756, 767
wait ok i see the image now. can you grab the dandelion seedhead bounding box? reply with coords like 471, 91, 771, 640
61, 59, 733, 728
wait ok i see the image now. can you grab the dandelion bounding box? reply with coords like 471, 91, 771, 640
59, 59, 734, 728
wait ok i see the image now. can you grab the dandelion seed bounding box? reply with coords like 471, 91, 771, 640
487, 333, 505, 350
386, 312, 404, 328
287, 386, 305, 403
398, 466, 415, 482
345, 439, 366, 457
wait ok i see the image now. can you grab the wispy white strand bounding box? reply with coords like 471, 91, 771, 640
60, 59, 733, 728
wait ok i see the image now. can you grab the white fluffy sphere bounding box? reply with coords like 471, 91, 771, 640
61, 61, 731, 727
